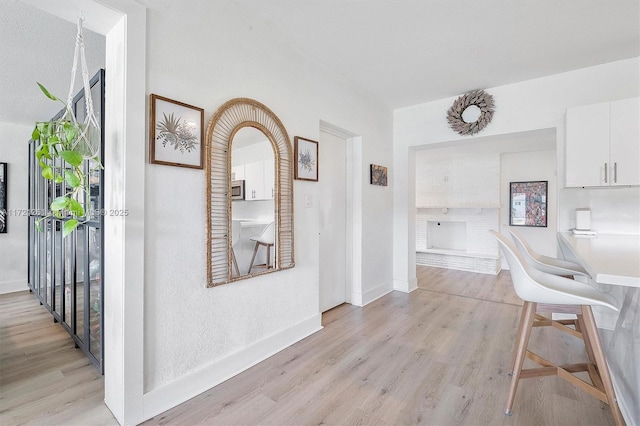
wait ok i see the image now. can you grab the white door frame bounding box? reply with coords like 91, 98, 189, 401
23, 1, 147, 424
319, 121, 363, 306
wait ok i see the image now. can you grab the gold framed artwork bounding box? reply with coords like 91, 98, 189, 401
370, 164, 388, 186
294, 136, 318, 181
150, 94, 204, 169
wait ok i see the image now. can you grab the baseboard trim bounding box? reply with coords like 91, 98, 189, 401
141, 314, 323, 423
393, 277, 418, 293
0, 279, 28, 295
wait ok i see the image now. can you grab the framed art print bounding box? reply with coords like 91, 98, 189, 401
294, 136, 318, 181
150, 94, 204, 169
370, 164, 388, 186
509, 180, 548, 227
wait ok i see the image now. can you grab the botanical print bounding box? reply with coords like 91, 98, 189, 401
294, 136, 318, 181
156, 112, 199, 153
298, 148, 316, 173
150, 94, 204, 169
370, 164, 388, 186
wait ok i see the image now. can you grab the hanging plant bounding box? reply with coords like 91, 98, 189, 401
31, 18, 101, 237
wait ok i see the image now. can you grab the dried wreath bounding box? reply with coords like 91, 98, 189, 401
446, 89, 495, 136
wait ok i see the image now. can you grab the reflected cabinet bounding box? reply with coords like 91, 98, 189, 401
27, 69, 105, 373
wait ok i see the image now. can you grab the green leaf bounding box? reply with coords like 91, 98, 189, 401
64, 170, 81, 188
41, 165, 54, 180
63, 219, 79, 238
35, 219, 43, 233
37, 82, 58, 101
60, 150, 83, 166
68, 199, 85, 217
50, 196, 69, 211
63, 122, 77, 144
54, 174, 64, 183
32, 127, 41, 140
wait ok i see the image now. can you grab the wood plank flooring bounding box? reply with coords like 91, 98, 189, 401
1, 267, 615, 425
0, 290, 116, 425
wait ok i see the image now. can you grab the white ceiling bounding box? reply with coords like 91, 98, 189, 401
0, 0, 105, 126
1, 0, 638, 127
227, 0, 640, 109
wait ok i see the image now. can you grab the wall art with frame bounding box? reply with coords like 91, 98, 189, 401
370, 164, 388, 186
0, 162, 6, 233
150, 94, 204, 169
509, 180, 547, 227
294, 136, 318, 181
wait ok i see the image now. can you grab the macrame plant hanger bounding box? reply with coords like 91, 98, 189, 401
65, 17, 100, 159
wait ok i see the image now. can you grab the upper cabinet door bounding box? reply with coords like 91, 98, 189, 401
610, 98, 640, 186
566, 102, 610, 187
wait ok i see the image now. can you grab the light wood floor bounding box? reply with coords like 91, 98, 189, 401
1, 267, 615, 425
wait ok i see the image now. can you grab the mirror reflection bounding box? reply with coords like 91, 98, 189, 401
230, 127, 276, 278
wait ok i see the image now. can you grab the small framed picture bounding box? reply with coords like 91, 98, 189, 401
370, 164, 388, 186
0, 162, 6, 233
150, 94, 204, 169
509, 181, 548, 227
294, 136, 318, 181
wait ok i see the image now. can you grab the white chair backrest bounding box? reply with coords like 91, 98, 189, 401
508, 229, 589, 277
262, 221, 275, 245
490, 230, 617, 310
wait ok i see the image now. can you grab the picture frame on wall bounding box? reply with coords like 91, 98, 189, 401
294, 136, 318, 181
370, 164, 388, 186
509, 180, 548, 227
150, 94, 204, 169
0, 162, 6, 233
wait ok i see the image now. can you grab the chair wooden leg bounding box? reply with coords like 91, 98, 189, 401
247, 242, 260, 274
231, 248, 240, 276
510, 303, 528, 376
581, 305, 625, 426
506, 301, 537, 416
266, 244, 271, 269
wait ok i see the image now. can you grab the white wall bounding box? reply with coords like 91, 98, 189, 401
394, 57, 640, 289
140, 0, 393, 417
499, 148, 557, 266
0, 122, 31, 294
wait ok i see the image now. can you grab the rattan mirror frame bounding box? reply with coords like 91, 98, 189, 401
206, 98, 294, 286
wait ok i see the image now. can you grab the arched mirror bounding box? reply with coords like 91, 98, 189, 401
206, 98, 294, 286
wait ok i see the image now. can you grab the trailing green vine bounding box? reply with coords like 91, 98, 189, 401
31, 83, 101, 237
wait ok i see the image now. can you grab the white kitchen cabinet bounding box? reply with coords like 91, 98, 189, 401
243, 160, 275, 200
244, 161, 265, 200
565, 97, 639, 187
610, 98, 640, 186
231, 165, 245, 181
263, 159, 275, 200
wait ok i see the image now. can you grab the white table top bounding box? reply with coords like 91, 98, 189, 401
558, 232, 640, 288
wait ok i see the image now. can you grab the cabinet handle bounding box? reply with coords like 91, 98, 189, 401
614, 162, 617, 183
604, 163, 608, 183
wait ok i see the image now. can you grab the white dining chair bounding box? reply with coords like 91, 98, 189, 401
490, 230, 624, 425
508, 229, 590, 278
247, 221, 275, 274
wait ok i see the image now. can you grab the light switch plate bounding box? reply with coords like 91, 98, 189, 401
304, 194, 312, 208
